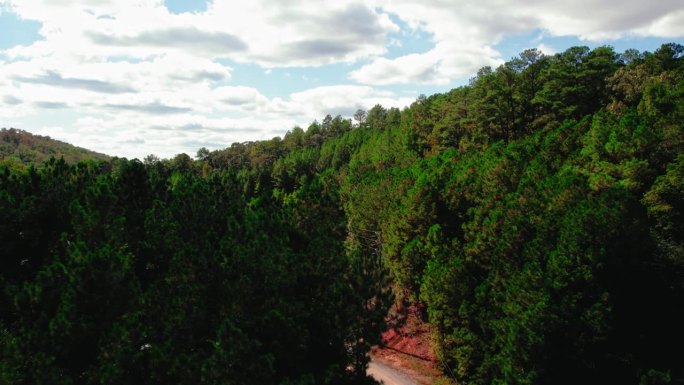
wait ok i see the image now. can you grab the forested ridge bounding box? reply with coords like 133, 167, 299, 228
0, 128, 111, 169
1, 43, 683, 385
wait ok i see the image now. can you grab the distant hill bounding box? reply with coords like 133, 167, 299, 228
0, 128, 111, 167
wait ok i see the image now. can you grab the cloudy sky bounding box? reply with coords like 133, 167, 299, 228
1, 0, 683, 159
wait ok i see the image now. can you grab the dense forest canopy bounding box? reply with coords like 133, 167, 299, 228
1, 43, 683, 385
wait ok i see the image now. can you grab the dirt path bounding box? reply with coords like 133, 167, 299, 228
367, 359, 419, 385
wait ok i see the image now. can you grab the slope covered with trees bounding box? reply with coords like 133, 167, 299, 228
1, 43, 682, 385
0, 128, 111, 169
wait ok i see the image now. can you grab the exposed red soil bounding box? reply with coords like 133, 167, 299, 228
370, 301, 453, 384
379, 303, 435, 361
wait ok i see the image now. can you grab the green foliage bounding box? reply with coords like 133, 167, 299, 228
0, 157, 386, 384
0, 128, 110, 166
643, 155, 684, 282
2, 44, 683, 385
341, 44, 684, 385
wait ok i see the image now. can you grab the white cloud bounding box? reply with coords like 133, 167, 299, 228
351, 52, 446, 85
212, 86, 269, 110
350, 43, 503, 85
1, 0, 682, 158
355, 0, 684, 85
536, 43, 557, 56
3, 1, 680, 85
287, 85, 414, 118
1, 74, 414, 158
635, 10, 684, 38
1, 0, 399, 67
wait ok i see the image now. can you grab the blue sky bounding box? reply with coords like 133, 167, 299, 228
0, 0, 683, 158
0, 10, 41, 49
165, 0, 208, 14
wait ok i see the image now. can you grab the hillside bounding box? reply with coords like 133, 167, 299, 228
1, 43, 683, 385
0, 128, 110, 167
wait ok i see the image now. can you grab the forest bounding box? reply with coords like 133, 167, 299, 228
1, 43, 683, 385
0, 128, 110, 168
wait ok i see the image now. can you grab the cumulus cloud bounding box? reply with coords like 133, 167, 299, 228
169, 69, 228, 82
524, 0, 684, 40
103, 102, 193, 115
1, 0, 682, 158
87, 27, 248, 56
214, 86, 269, 108
636, 10, 684, 38
3, 0, 680, 85
356, 0, 684, 85
3, 95, 22, 105
2, 73, 414, 159
12, 70, 136, 93
350, 52, 446, 85
0, 52, 233, 114
350, 43, 503, 85
33, 101, 68, 109
2, 0, 398, 66
536, 43, 557, 56
287, 85, 414, 118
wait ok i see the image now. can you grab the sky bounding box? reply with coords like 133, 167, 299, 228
0, 0, 683, 159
